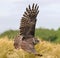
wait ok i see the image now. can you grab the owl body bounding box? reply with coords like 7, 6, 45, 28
14, 3, 42, 56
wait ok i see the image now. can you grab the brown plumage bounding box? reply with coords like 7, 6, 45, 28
14, 3, 42, 56
20, 3, 39, 37
14, 35, 42, 56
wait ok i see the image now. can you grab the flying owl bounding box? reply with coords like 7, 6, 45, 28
14, 3, 42, 56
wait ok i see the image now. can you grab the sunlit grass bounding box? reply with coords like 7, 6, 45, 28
0, 37, 60, 58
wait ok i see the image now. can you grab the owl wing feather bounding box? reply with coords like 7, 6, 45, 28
20, 3, 39, 37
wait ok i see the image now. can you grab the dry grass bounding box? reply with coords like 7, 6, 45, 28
0, 37, 60, 58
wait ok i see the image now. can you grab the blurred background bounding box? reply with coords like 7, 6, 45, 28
0, 0, 60, 33
0, 1, 60, 58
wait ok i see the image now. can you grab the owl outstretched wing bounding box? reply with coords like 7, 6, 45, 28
20, 3, 39, 37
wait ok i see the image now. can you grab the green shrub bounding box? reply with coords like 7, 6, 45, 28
0, 28, 60, 43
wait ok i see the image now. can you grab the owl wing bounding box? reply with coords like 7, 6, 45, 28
20, 3, 39, 37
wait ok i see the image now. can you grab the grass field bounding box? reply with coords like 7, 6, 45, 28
0, 36, 60, 58
0, 28, 60, 58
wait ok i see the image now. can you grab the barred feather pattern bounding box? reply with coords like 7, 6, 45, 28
20, 3, 39, 37
14, 4, 42, 56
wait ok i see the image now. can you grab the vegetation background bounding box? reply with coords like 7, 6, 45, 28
0, 28, 60, 58
0, 28, 60, 43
